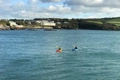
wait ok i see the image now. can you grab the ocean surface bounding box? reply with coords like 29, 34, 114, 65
0, 29, 120, 80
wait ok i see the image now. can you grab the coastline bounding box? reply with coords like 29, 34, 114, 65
0, 17, 120, 30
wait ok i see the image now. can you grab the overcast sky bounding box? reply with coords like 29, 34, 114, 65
0, 0, 120, 19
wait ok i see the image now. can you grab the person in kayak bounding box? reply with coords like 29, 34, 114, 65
56, 47, 62, 52
75, 46, 78, 49
72, 46, 78, 51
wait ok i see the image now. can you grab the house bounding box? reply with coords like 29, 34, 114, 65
56, 22, 61, 24
9, 21, 17, 26
9, 21, 24, 28
43, 20, 56, 26
35, 19, 56, 28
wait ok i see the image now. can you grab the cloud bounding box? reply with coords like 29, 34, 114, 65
0, 0, 120, 19
64, 0, 103, 7
0, 1, 72, 19
0, 0, 12, 4
46, 5, 71, 13
40, 0, 62, 3
62, 0, 120, 18
28, 0, 40, 5
64, 0, 120, 8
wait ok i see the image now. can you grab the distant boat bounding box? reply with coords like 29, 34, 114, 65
44, 29, 57, 31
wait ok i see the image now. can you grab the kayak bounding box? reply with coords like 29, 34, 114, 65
56, 50, 62, 52
72, 49, 78, 51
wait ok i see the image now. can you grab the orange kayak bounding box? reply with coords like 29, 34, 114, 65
56, 50, 62, 52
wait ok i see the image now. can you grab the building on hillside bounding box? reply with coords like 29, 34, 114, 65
43, 21, 56, 26
35, 20, 56, 29
9, 21, 24, 28
56, 22, 61, 24
9, 21, 17, 26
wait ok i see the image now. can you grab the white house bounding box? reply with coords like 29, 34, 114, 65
36, 20, 56, 27
9, 21, 24, 28
9, 21, 17, 26
36, 20, 42, 23
43, 21, 56, 26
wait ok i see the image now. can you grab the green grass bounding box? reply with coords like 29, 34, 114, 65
105, 18, 120, 21
108, 22, 120, 26
105, 19, 120, 26
86, 18, 120, 26
87, 21, 103, 24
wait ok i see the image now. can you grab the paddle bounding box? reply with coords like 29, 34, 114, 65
56, 46, 62, 52
73, 45, 75, 47
56, 46, 59, 48
56, 46, 62, 49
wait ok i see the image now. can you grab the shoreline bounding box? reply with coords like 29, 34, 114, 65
1, 17, 120, 30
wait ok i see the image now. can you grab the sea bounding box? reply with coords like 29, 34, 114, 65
0, 29, 120, 80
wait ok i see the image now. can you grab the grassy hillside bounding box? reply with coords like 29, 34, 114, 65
105, 18, 120, 26
86, 17, 120, 27
87, 21, 103, 24
0, 20, 9, 26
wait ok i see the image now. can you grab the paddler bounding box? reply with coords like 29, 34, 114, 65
72, 46, 78, 51
56, 47, 62, 52
75, 46, 78, 49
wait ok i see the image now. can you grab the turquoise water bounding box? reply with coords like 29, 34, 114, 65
1, 30, 120, 80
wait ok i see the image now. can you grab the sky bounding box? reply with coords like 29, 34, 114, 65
0, 0, 120, 19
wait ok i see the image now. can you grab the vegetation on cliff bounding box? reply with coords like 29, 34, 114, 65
1, 17, 120, 30
52, 17, 120, 30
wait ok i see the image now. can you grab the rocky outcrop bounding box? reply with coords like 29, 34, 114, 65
0, 24, 10, 30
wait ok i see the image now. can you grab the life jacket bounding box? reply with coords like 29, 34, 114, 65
56, 49, 62, 52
